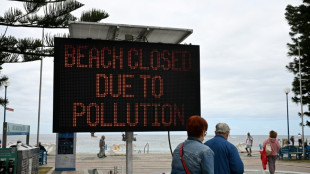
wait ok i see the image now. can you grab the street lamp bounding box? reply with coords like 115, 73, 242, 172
3, 80, 10, 122
284, 87, 290, 145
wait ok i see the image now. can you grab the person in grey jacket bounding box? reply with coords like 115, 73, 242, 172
171, 115, 214, 174
97, 135, 106, 158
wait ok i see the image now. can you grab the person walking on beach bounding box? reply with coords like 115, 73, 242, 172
290, 136, 295, 146
171, 115, 214, 174
298, 133, 302, 147
38, 142, 47, 152
205, 123, 244, 174
97, 135, 106, 158
263, 130, 281, 174
245, 132, 253, 156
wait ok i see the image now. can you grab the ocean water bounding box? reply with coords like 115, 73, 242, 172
2, 133, 309, 154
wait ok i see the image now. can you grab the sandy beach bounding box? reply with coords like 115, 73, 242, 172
42, 151, 310, 174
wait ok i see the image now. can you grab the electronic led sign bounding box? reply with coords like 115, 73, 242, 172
53, 38, 200, 132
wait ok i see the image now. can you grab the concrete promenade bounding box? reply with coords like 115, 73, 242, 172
44, 152, 310, 174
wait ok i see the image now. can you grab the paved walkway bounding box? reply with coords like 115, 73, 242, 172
43, 152, 310, 174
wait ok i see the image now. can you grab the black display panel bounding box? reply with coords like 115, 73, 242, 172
58, 133, 74, 154
53, 37, 200, 132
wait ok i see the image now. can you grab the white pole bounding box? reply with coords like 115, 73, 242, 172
37, 28, 44, 146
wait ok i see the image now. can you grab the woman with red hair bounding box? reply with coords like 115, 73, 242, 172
171, 115, 214, 174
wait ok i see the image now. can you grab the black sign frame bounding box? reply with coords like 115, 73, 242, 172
53, 37, 200, 132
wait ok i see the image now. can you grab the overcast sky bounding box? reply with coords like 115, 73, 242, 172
0, 0, 309, 136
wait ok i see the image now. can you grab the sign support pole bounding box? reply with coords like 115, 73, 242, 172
126, 132, 133, 174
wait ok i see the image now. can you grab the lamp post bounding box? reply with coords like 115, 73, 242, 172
284, 87, 290, 145
3, 80, 10, 122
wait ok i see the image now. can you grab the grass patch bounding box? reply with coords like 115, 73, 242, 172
39, 167, 53, 174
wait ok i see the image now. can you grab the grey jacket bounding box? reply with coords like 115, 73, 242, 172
99, 138, 105, 148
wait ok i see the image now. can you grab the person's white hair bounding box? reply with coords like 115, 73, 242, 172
215, 123, 230, 133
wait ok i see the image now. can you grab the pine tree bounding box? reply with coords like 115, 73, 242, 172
0, 0, 109, 105
285, 0, 310, 127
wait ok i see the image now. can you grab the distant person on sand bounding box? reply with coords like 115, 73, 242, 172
97, 135, 106, 158
290, 136, 294, 146
245, 132, 253, 156
263, 130, 281, 174
205, 123, 244, 174
298, 133, 302, 147
171, 115, 214, 174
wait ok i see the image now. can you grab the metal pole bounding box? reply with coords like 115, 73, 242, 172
37, 28, 44, 146
26, 127, 30, 145
2, 122, 7, 148
3, 86, 7, 122
297, 39, 305, 158
126, 132, 133, 174
2, 86, 7, 148
286, 93, 290, 144
36, 58, 43, 146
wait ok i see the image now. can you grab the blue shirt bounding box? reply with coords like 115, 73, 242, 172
205, 135, 244, 174
171, 136, 214, 174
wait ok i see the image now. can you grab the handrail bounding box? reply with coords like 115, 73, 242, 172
144, 143, 149, 154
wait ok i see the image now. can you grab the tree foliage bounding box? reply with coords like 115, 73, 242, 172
285, 0, 310, 126
0, 0, 109, 106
